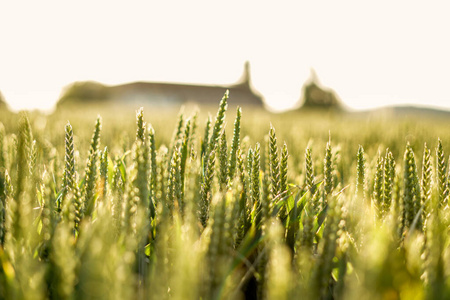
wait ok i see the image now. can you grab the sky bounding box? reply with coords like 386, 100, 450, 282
1, 1, 450, 112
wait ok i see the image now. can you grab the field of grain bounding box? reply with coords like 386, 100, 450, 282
1, 91, 450, 299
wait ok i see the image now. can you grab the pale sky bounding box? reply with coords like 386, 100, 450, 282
1, 1, 449, 112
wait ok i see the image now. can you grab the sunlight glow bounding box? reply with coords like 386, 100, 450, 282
1, 1, 449, 112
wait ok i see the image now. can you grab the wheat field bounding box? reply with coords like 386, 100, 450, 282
0, 91, 450, 299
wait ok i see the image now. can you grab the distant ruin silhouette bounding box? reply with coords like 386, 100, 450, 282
57, 64, 343, 111
58, 62, 264, 109
299, 69, 342, 110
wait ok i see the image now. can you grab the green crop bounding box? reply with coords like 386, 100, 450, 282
1, 91, 450, 299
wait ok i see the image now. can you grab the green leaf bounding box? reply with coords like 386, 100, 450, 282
144, 243, 151, 256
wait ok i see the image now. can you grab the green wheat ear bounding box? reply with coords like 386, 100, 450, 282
421, 143, 432, 227
200, 149, 216, 228
100, 146, 109, 198
180, 118, 191, 196
445, 154, 450, 207
218, 130, 228, 191
0, 169, 11, 247
402, 143, 421, 233
189, 110, 198, 144
356, 145, 366, 201
15, 113, 31, 199
148, 125, 157, 218
334, 145, 343, 188
207, 91, 228, 156
268, 124, 281, 200
4, 170, 13, 198
111, 156, 125, 232
28, 139, 37, 178
251, 143, 261, 226
201, 91, 228, 185
10, 113, 33, 241
83, 116, 102, 217
157, 145, 169, 206
201, 115, 212, 159
173, 108, 185, 143
261, 166, 270, 225
382, 149, 395, 214
323, 139, 333, 198
72, 178, 83, 236
0, 123, 5, 169
20, 111, 33, 161
305, 146, 315, 195
247, 147, 254, 184
167, 145, 182, 215
40, 170, 56, 252
277, 142, 289, 220
63, 122, 75, 190
436, 138, 447, 207
299, 197, 314, 253
199, 91, 228, 226
165, 109, 184, 179
136, 107, 146, 142
0, 170, 6, 247
373, 152, 384, 218
60, 121, 75, 211
132, 140, 150, 220
235, 147, 250, 238
227, 106, 241, 182
280, 142, 288, 196
124, 183, 139, 235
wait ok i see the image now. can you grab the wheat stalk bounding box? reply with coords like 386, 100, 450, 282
83, 116, 102, 217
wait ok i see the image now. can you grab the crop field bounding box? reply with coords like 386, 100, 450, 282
1, 91, 450, 299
